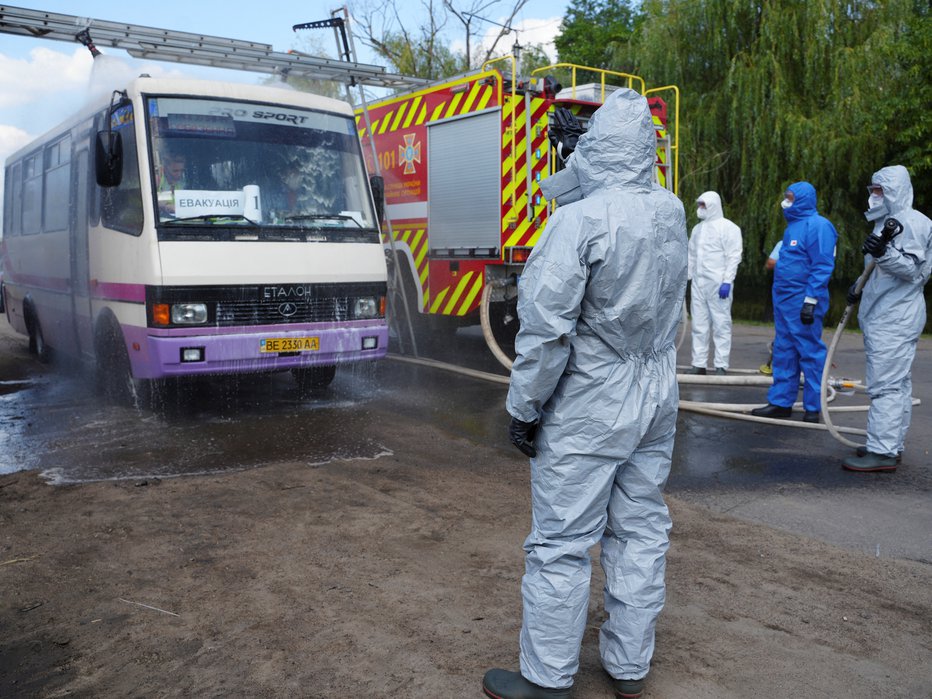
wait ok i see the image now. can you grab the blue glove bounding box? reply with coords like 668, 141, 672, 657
718, 283, 731, 299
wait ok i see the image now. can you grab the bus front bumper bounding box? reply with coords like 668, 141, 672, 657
122, 321, 388, 379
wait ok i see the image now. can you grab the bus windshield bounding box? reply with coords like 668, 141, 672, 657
146, 96, 377, 240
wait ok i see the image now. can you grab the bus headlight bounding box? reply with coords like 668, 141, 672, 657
171, 303, 208, 324
353, 296, 379, 319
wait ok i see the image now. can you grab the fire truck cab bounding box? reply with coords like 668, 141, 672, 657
356, 62, 678, 352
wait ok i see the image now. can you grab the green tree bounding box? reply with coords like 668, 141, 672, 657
625, 0, 925, 301
554, 0, 640, 75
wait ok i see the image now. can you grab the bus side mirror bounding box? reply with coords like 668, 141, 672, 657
369, 175, 385, 224
95, 131, 123, 187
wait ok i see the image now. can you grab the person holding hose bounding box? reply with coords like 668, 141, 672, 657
751, 182, 837, 422
843, 165, 932, 472
483, 88, 687, 699
686, 191, 743, 375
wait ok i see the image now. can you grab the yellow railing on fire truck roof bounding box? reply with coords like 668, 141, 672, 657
531, 63, 679, 197
532, 63, 646, 98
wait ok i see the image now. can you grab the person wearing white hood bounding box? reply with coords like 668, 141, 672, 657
483, 88, 687, 699
685, 192, 743, 374
843, 165, 932, 472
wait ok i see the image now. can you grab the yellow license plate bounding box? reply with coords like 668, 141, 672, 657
260, 336, 320, 353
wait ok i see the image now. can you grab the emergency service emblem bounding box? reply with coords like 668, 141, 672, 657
399, 133, 421, 175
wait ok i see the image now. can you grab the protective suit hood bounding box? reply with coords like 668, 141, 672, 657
783, 181, 818, 222
573, 88, 656, 196
696, 191, 724, 221
871, 165, 914, 215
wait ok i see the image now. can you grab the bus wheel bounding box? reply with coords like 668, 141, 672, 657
293, 365, 336, 394
26, 310, 52, 364
95, 319, 149, 407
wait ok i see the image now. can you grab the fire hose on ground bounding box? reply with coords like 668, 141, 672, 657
388, 276, 919, 448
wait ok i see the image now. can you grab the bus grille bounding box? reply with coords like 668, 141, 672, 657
215, 297, 352, 325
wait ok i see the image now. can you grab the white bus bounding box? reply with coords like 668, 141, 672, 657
1, 77, 388, 401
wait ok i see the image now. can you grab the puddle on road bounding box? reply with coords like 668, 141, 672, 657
0, 363, 394, 484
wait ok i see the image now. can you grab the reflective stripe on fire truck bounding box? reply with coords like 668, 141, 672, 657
502, 96, 550, 249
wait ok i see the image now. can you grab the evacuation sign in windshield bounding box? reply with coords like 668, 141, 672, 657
147, 97, 377, 240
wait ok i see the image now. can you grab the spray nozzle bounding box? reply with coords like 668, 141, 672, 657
75, 29, 101, 58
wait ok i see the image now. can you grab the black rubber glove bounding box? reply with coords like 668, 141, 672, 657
548, 107, 584, 162
862, 234, 887, 258
846, 282, 862, 306
800, 302, 816, 325
508, 417, 539, 458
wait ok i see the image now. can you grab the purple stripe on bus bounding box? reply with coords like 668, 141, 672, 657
91, 281, 147, 303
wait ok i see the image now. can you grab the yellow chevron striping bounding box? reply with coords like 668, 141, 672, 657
476, 86, 494, 111
457, 275, 485, 316
505, 217, 531, 248
445, 92, 465, 119
430, 103, 446, 121
390, 102, 409, 132
430, 287, 450, 314
415, 103, 428, 125
442, 271, 475, 315
377, 111, 395, 135
403, 96, 422, 128
462, 82, 481, 113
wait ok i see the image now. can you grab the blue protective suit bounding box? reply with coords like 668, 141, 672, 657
506, 89, 687, 688
768, 182, 837, 412
858, 166, 932, 457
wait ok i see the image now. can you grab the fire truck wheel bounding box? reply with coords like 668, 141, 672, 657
488, 302, 519, 352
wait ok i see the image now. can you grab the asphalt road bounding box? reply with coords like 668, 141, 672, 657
1, 317, 929, 565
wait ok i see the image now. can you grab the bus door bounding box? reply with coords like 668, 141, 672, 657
69, 147, 94, 357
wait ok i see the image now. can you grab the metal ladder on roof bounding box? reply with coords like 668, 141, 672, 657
0, 4, 428, 89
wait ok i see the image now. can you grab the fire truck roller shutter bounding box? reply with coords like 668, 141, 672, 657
428, 110, 501, 254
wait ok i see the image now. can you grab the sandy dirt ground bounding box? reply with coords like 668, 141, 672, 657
2, 403, 931, 699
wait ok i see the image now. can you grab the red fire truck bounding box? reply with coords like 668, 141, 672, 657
356, 61, 679, 355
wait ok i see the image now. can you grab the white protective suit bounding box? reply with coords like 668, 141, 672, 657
506, 88, 687, 688
687, 192, 742, 369
858, 166, 932, 456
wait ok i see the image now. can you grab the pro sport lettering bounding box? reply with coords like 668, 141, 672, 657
252, 110, 309, 124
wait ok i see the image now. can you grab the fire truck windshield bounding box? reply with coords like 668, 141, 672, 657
146, 96, 377, 240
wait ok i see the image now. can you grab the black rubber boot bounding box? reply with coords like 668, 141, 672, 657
714, 367, 727, 375
843, 452, 898, 472
803, 410, 820, 423
685, 366, 706, 375
611, 676, 646, 698
482, 669, 572, 698
856, 445, 902, 462
750, 403, 793, 419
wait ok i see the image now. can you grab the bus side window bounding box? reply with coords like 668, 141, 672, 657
43, 136, 71, 233
100, 105, 143, 236
4, 162, 22, 237
22, 153, 42, 235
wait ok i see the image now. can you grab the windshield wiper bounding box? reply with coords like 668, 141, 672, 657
282, 213, 363, 227
162, 214, 260, 225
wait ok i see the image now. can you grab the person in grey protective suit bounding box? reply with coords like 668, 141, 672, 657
686, 191, 743, 374
482, 88, 687, 699
843, 165, 932, 472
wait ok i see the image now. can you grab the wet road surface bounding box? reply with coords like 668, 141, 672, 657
1, 320, 930, 562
